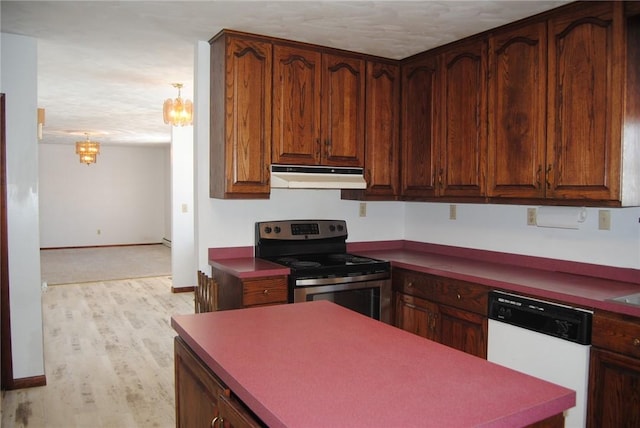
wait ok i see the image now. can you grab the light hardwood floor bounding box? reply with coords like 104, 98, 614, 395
2, 276, 194, 427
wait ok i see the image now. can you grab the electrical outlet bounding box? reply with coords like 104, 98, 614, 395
359, 202, 367, 217
598, 210, 611, 230
527, 208, 537, 226
97, 229, 101, 235
449, 204, 457, 220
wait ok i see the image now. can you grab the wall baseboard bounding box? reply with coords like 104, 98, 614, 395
6, 374, 46, 390
40, 242, 164, 250
172, 286, 194, 293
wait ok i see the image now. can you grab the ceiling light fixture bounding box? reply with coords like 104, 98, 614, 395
75, 133, 100, 165
163, 83, 193, 127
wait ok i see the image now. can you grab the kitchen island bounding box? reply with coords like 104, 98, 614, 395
172, 300, 574, 427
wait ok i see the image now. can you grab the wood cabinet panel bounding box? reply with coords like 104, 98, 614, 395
394, 293, 439, 342
272, 45, 322, 165
321, 53, 365, 167
393, 268, 488, 359
591, 310, 640, 360
588, 347, 640, 428
546, 2, 622, 201
210, 33, 272, 199
488, 22, 547, 198
175, 336, 227, 427
242, 276, 287, 307
400, 54, 438, 198
363, 60, 400, 197
439, 39, 487, 198
439, 304, 487, 359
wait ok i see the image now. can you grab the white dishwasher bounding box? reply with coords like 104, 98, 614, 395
487, 290, 592, 428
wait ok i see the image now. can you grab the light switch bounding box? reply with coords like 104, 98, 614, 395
449, 204, 457, 220
181, 203, 188, 213
598, 210, 611, 230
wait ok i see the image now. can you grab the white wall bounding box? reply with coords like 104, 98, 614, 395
1, 33, 45, 380
38, 143, 169, 247
405, 203, 640, 269
171, 125, 195, 288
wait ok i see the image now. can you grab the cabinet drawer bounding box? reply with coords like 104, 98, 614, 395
432, 278, 488, 316
243, 276, 287, 306
393, 268, 440, 300
592, 311, 640, 359
392, 268, 488, 316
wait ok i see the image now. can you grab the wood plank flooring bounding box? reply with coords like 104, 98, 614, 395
1, 276, 193, 427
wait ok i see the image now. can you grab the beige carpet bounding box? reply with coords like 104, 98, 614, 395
40, 245, 171, 285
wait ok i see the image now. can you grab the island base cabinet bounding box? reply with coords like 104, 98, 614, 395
175, 337, 263, 428
587, 348, 640, 428
175, 337, 227, 427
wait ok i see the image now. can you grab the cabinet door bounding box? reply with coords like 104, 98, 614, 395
175, 337, 227, 428
211, 35, 272, 198
488, 22, 547, 198
272, 45, 322, 165
216, 393, 262, 428
363, 61, 400, 197
394, 293, 439, 342
587, 348, 640, 428
438, 304, 487, 359
321, 53, 365, 167
439, 39, 487, 198
547, 2, 623, 201
400, 54, 439, 198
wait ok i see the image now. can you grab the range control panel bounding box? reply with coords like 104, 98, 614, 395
256, 220, 347, 241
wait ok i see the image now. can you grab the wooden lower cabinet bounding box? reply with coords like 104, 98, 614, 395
587, 310, 640, 428
393, 268, 488, 359
175, 337, 263, 428
211, 268, 287, 310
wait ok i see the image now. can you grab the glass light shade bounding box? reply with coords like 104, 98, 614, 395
76, 139, 100, 165
163, 96, 193, 127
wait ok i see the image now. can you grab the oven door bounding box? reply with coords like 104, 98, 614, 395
293, 279, 391, 324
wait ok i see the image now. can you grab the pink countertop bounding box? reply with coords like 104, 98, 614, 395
208, 241, 640, 317
354, 248, 640, 318
172, 301, 574, 428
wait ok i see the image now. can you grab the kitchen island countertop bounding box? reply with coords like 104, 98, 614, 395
172, 300, 574, 428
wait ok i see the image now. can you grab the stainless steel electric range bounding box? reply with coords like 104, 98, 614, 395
255, 219, 391, 323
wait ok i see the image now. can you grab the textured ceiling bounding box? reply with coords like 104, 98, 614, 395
1, 1, 568, 146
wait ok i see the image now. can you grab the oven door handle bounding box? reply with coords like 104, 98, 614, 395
295, 272, 390, 286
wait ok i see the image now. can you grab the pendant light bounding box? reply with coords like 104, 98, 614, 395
75, 133, 100, 165
163, 83, 193, 127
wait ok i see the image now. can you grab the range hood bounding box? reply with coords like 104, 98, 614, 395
270, 164, 367, 189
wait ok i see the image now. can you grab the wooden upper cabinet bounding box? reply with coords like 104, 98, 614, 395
401, 54, 438, 198
488, 22, 547, 198
363, 60, 400, 197
321, 53, 366, 167
439, 39, 487, 198
546, 2, 622, 201
272, 46, 364, 167
272, 45, 322, 165
210, 32, 272, 199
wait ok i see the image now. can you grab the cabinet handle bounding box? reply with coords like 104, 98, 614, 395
263, 289, 269, 295
536, 164, 542, 189
545, 164, 552, 189
456, 293, 461, 300
407, 282, 413, 288
633, 338, 640, 347
211, 416, 221, 428
438, 169, 444, 188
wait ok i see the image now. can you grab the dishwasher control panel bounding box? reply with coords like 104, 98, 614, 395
488, 290, 592, 345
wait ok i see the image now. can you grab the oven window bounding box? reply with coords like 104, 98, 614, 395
306, 288, 380, 320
